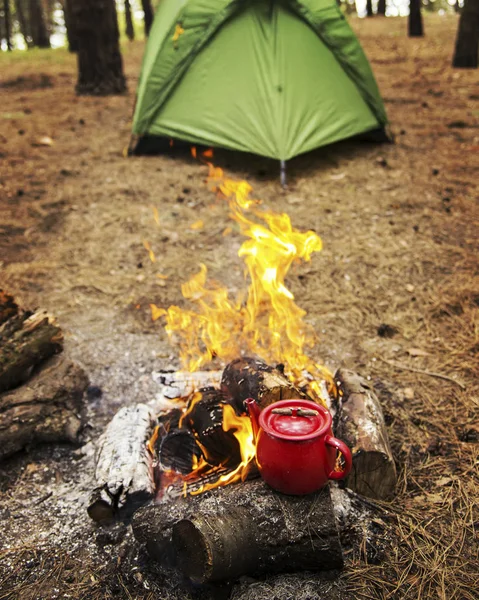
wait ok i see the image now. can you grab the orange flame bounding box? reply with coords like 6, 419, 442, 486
189, 405, 255, 495
151, 164, 332, 394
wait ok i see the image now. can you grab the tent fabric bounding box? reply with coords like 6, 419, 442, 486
132, 0, 388, 160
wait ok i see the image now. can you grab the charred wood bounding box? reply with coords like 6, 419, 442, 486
335, 369, 396, 500
221, 357, 309, 414
0, 355, 87, 461
159, 428, 203, 474
88, 404, 156, 522
184, 386, 240, 466
133, 479, 343, 584
0, 305, 63, 394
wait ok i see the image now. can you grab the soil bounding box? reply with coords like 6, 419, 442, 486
1, 14, 478, 600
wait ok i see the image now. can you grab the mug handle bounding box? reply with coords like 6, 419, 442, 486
325, 436, 352, 480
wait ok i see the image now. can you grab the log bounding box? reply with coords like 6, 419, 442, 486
221, 357, 309, 414
133, 479, 343, 584
334, 368, 396, 500
0, 306, 63, 393
0, 354, 88, 460
184, 386, 241, 466
159, 428, 203, 474
88, 403, 156, 522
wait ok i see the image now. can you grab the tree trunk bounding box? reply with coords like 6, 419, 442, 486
408, 0, 424, 37
4, 0, 13, 50
140, 0, 153, 36
366, 0, 374, 16
378, 0, 387, 15
28, 0, 50, 47
70, 0, 126, 95
453, 0, 479, 68
124, 0, 134, 41
60, 0, 79, 52
14, 0, 33, 48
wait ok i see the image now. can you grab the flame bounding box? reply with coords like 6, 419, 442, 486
150, 163, 335, 494
152, 163, 331, 393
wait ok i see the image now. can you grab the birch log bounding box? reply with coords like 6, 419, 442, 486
335, 368, 396, 500
88, 404, 156, 522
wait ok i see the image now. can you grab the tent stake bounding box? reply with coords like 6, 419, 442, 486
280, 160, 287, 188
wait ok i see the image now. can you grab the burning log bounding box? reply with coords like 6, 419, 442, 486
0, 354, 88, 460
335, 368, 396, 500
133, 479, 343, 583
88, 404, 156, 522
221, 357, 309, 414
184, 386, 241, 466
159, 428, 203, 474
0, 299, 63, 393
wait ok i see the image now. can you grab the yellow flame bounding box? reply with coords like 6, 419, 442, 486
156, 164, 330, 391
189, 404, 255, 495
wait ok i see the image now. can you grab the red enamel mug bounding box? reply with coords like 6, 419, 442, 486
245, 398, 352, 495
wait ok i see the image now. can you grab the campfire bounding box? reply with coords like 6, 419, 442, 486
87, 161, 397, 584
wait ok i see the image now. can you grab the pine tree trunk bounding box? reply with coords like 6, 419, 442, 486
71, 0, 127, 95
4, 0, 13, 50
124, 0, 134, 41
28, 0, 50, 47
366, 0, 374, 16
408, 0, 424, 37
140, 0, 153, 36
378, 0, 387, 15
14, 0, 33, 48
61, 0, 79, 52
453, 0, 479, 68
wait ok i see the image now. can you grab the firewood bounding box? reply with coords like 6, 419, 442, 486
0, 355, 87, 461
133, 479, 343, 584
159, 428, 203, 474
0, 305, 63, 393
184, 386, 241, 466
335, 368, 397, 500
88, 403, 156, 522
221, 357, 309, 414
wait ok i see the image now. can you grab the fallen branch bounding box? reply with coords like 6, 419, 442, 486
376, 357, 466, 390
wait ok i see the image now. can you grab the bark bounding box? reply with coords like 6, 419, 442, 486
220, 357, 309, 415
0, 355, 87, 460
87, 404, 156, 522
335, 369, 397, 500
133, 479, 343, 583
408, 0, 424, 37
124, 0, 134, 41
70, 0, 126, 95
14, 0, 33, 48
366, 0, 374, 16
378, 0, 387, 15
28, 0, 50, 47
4, 0, 12, 50
140, 0, 153, 36
453, 0, 479, 68
61, 0, 79, 52
0, 307, 63, 394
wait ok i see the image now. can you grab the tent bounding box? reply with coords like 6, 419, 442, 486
130, 0, 388, 161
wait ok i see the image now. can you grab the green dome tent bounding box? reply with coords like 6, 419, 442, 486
130, 0, 388, 161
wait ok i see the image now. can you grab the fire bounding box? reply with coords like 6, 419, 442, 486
151, 162, 331, 392
188, 405, 255, 495
150, 158, 334, 494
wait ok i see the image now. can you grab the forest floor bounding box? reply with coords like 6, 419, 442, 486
1, 13, 478, 600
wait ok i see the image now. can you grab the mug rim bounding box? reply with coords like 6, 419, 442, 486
259, 399, 332, 441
